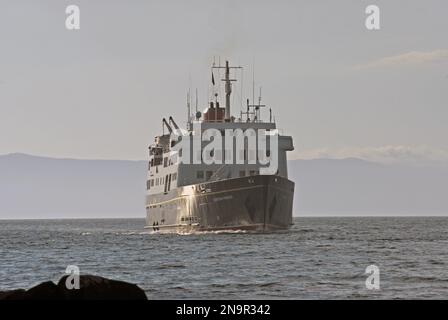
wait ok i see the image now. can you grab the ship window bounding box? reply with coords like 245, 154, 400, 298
154, 156, 162, 166
146, 180, 151, 190
239, 170, 245, 177
196, 171, 204, 179
206, 171, 213, 181
163, 157, 168, 167
151, 179, 154, 187
249, 170, 258, 176
266, 150, 271, 157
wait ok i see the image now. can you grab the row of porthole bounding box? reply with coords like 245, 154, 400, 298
147, 172, 178, 190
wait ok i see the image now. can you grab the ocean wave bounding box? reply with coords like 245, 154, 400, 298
156, 263, 186, 270
176, 229, 249, 235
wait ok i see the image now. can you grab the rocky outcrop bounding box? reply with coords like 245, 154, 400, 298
0, 275, 147, 300
0, 289, 26, 300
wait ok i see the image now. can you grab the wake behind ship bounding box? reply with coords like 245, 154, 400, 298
145, 60, 295, 233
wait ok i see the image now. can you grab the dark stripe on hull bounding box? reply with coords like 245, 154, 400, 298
145, 175, 294, 233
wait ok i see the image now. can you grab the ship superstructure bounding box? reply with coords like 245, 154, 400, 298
145, 60, 294, 232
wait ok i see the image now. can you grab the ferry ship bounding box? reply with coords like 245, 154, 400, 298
145, 60, 294, 233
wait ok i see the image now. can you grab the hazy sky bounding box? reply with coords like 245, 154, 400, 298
1, 0, 447, 163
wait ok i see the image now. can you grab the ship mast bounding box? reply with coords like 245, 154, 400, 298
186, 90, 191, 129
212, 60, 241, 122
224, 61, 231, 121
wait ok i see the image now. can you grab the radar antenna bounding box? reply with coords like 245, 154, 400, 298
211, 60, 242, 122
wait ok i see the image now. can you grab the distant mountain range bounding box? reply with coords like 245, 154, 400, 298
1, 153, 447, 219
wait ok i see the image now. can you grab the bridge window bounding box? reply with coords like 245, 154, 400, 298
206, 171, 214, 181
154, 156, 162, 166
146, 180, 151, 190
249, 170, 259, 176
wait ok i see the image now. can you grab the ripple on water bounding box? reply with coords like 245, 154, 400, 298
1, 217, 448, 299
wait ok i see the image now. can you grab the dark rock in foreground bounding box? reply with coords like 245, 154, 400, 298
0, 275, 147, 300
0, 289, 26, 300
